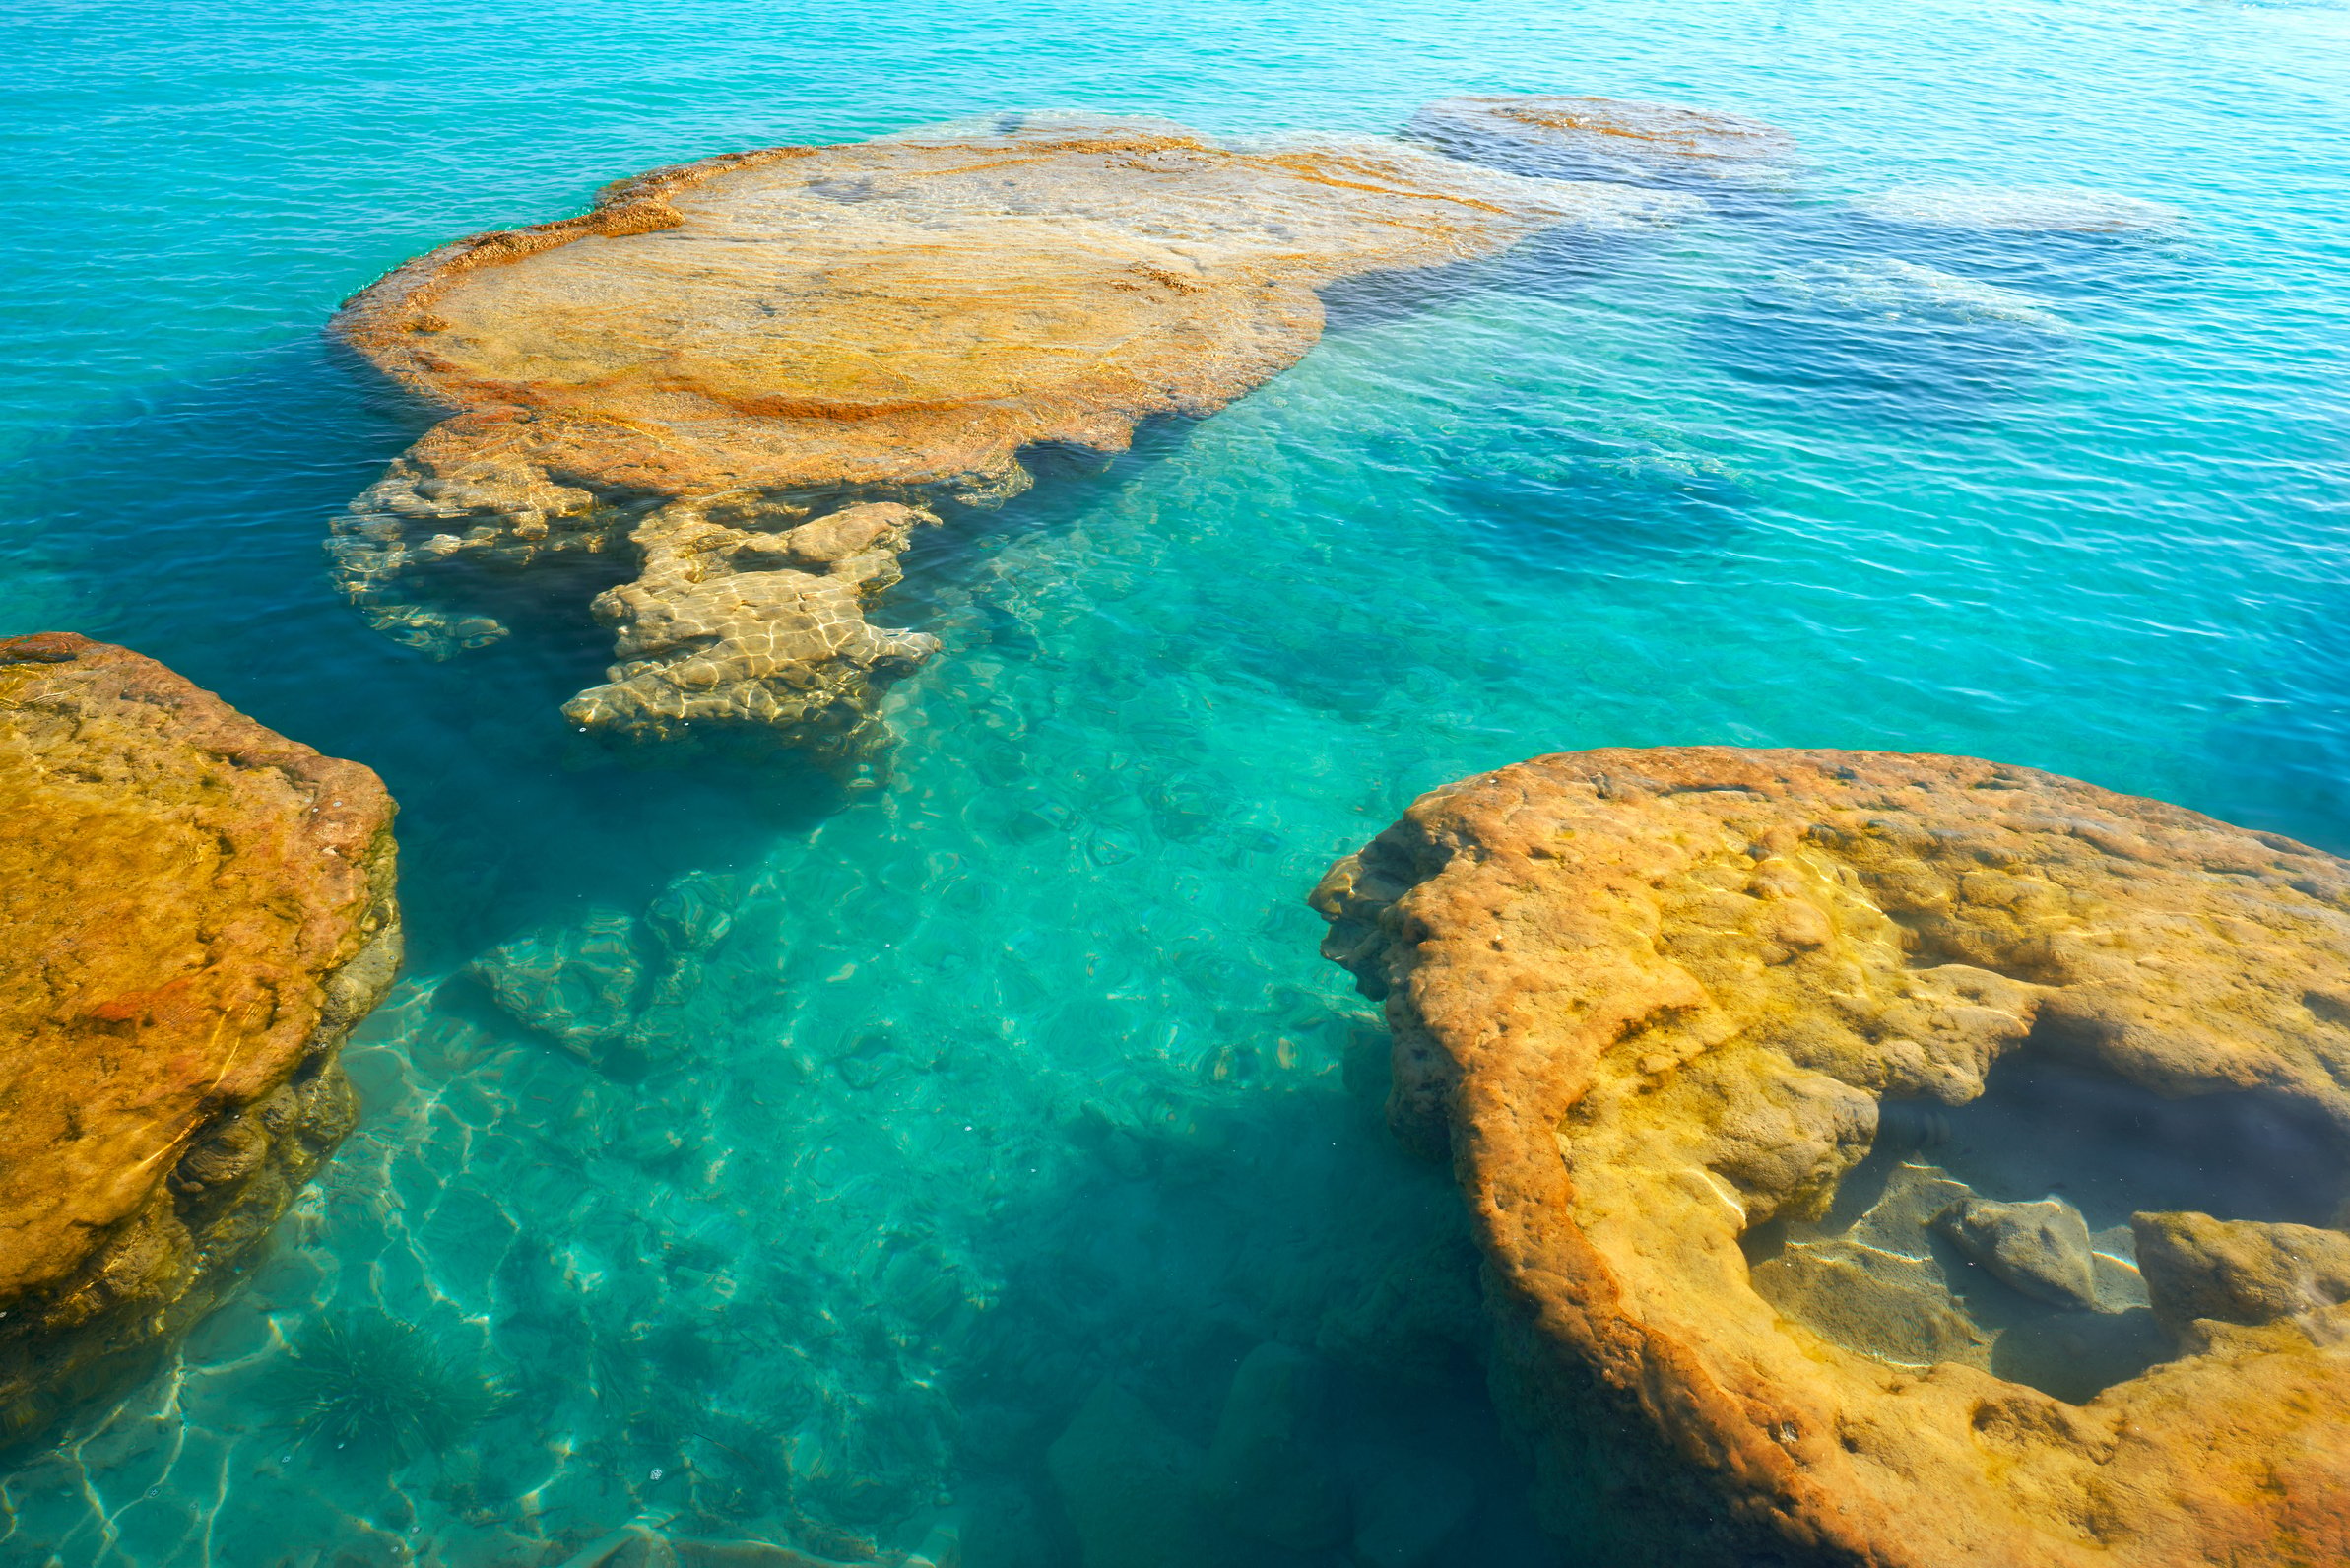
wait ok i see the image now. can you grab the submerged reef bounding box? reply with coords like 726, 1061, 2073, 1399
1405, 95, 1795, 188
330, 109, 1694, 751
1313, 748, 2350, 1567
0, 633, 400, 1447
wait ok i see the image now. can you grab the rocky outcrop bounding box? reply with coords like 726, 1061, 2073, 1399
331, 111, 1693, 751
1406, 96, 1795, 188
1313, 747, 2350, 1567
0, 633, 399, 1446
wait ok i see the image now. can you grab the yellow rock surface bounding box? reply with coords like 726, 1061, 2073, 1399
0, 633, 400, 1444
330, 113, 1691, 746
1313, 747, 2350, 1567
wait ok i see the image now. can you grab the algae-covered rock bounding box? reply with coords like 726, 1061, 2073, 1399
1937, 1197, 2101, 1311
2133, 1209, 2350, 1336
0, 633, 400, 1447
330, 110, 1692, 751
1314, 746, 2350, 1567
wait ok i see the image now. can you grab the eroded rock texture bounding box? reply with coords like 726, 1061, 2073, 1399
1313, 747, 2350, 1567
0, 633, 399, 1446
331, 112, 1692, 749
1406, 96, 1795, 189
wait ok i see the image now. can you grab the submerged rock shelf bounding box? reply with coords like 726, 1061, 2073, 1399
329, 106, 1698, 751
0, 633, 401, 1448
1314, 747, 2350, 1567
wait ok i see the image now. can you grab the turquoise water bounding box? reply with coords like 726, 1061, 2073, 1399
6, 0, 2350, 1562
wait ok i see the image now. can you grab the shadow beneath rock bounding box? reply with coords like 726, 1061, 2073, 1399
0, 338, 848, 967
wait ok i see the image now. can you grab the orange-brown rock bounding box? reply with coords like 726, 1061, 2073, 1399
0, 633, 400, 1445
1406, 96, 1795, 189
1312, 747, 2350, 1567
329, 113, 1691, 747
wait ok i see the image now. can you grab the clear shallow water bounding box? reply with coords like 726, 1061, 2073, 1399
5, 0, 2350, 1563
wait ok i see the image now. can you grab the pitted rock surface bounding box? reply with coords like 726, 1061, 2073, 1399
1312, 747, 2350, 1567
331, 112, 1692, 749
0, 634, 399, 1445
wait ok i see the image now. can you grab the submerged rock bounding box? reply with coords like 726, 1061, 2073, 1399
555, 1523, 944, 1568
0, 633, 400, 1446
2132, 1209, 2350, 1337
1200, 1343, 1349, 1552
1856, 185, 2183, 233
1406, 95, 1795, 188
1751, 256, 2072, 332
1937, 1197, 2101, 1311
1046, 1382, 1212, 1568
331, 111, 1693, 751
1313, 747, 2350, 1567
468, 908, 645, 1064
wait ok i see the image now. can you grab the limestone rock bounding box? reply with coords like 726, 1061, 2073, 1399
1406, 95, 1795, 188
1937, 1198, 2101, 1311
0, 633, 400, 1447
562, 499, 942, 745
1313, 747, 2350, 1567
331, 111, 1693, 749
2133, 1210, 2350, 1336
1200, 1343, 1349, 1552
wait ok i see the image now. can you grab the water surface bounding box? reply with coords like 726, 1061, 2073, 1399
4, 0, 2349, 1562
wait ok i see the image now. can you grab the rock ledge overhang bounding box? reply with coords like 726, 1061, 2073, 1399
1312, 746, 2350, 1567
0, 632, 401, 1445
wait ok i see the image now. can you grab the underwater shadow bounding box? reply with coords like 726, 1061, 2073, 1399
0, 339, 849, 966
944, 1077, 1564, 1568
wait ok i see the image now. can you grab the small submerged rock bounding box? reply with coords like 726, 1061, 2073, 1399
1936, 1196, 2103, 1311
1315, 746, 2350, 1567
0, 633, 400, 1447
470, 908, 646, 1061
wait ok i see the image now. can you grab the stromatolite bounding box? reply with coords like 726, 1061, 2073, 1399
330, 111, 1693, 750
0, 633, 400, 1446
1312, 747, 2350, 1567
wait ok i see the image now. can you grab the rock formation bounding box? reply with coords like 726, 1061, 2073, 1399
1406, 96, 1795, 188
1313, 747, 2350, 1567
0, 633, 400, 1446
330, 111, 1693, 750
